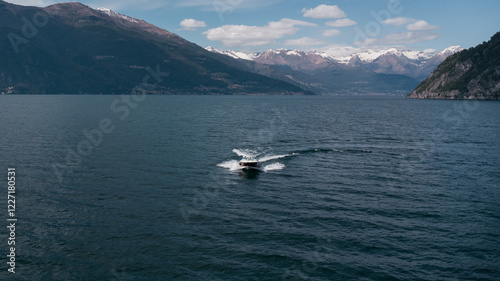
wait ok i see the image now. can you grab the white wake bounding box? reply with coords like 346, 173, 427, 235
218, 149, 296, 172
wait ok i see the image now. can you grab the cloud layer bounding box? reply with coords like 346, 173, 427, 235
302, 5, 346, 19
180, 18, 207, 30
323, 29, 342, 37
407, 20, 438, 31
356, 31, 440, 46
326, 19, 357, 27
285, 37, 327, 47
204, 18, 316, 47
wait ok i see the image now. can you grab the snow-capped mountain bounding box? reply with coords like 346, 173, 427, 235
411, 46, 464, 80
0, 1, 311, 95
205, 47, 259, 61
327, 48, 440, 64
439, 46, 464, 56
94, 6, 179, 39
253, 49, 333, 71
97, 7, 139, 23
206, 46, 464, 81
213, 47, 420, 95
358, 46, 463, 80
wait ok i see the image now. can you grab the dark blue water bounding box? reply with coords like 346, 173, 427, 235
1, 95, 499, 281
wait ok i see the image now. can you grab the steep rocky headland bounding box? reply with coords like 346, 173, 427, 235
407, 32, 500, 100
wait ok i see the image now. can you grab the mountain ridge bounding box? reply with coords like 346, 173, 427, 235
0, 1, 312, 95
206, 46, 463, 81
236, 48, 421, 95
206, 46, 465, 95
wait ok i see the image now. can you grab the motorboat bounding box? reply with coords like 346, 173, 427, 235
239, 156, 261, 170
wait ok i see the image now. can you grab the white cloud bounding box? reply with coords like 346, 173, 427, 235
180, 18, 207, 30
302, 4, 346, 19
384, 18, 439, 32
204, 18, 316, 47
325, 18, 357, 27
383, 17, 414, 26
406, 20, 438, 31
284, 37, 327, 47
323, 29, 341, 37
355, 31, 440, 46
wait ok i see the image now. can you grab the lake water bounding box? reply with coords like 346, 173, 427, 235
0, 95, 499, 280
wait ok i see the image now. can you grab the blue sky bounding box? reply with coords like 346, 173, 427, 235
8, 0, 500, 55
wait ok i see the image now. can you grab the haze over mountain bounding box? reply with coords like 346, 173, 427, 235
0, 1, 312, 95
207, 46, 463, 80
207, 46, 463, 95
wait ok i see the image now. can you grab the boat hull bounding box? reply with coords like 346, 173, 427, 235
239, 161, 261, 169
